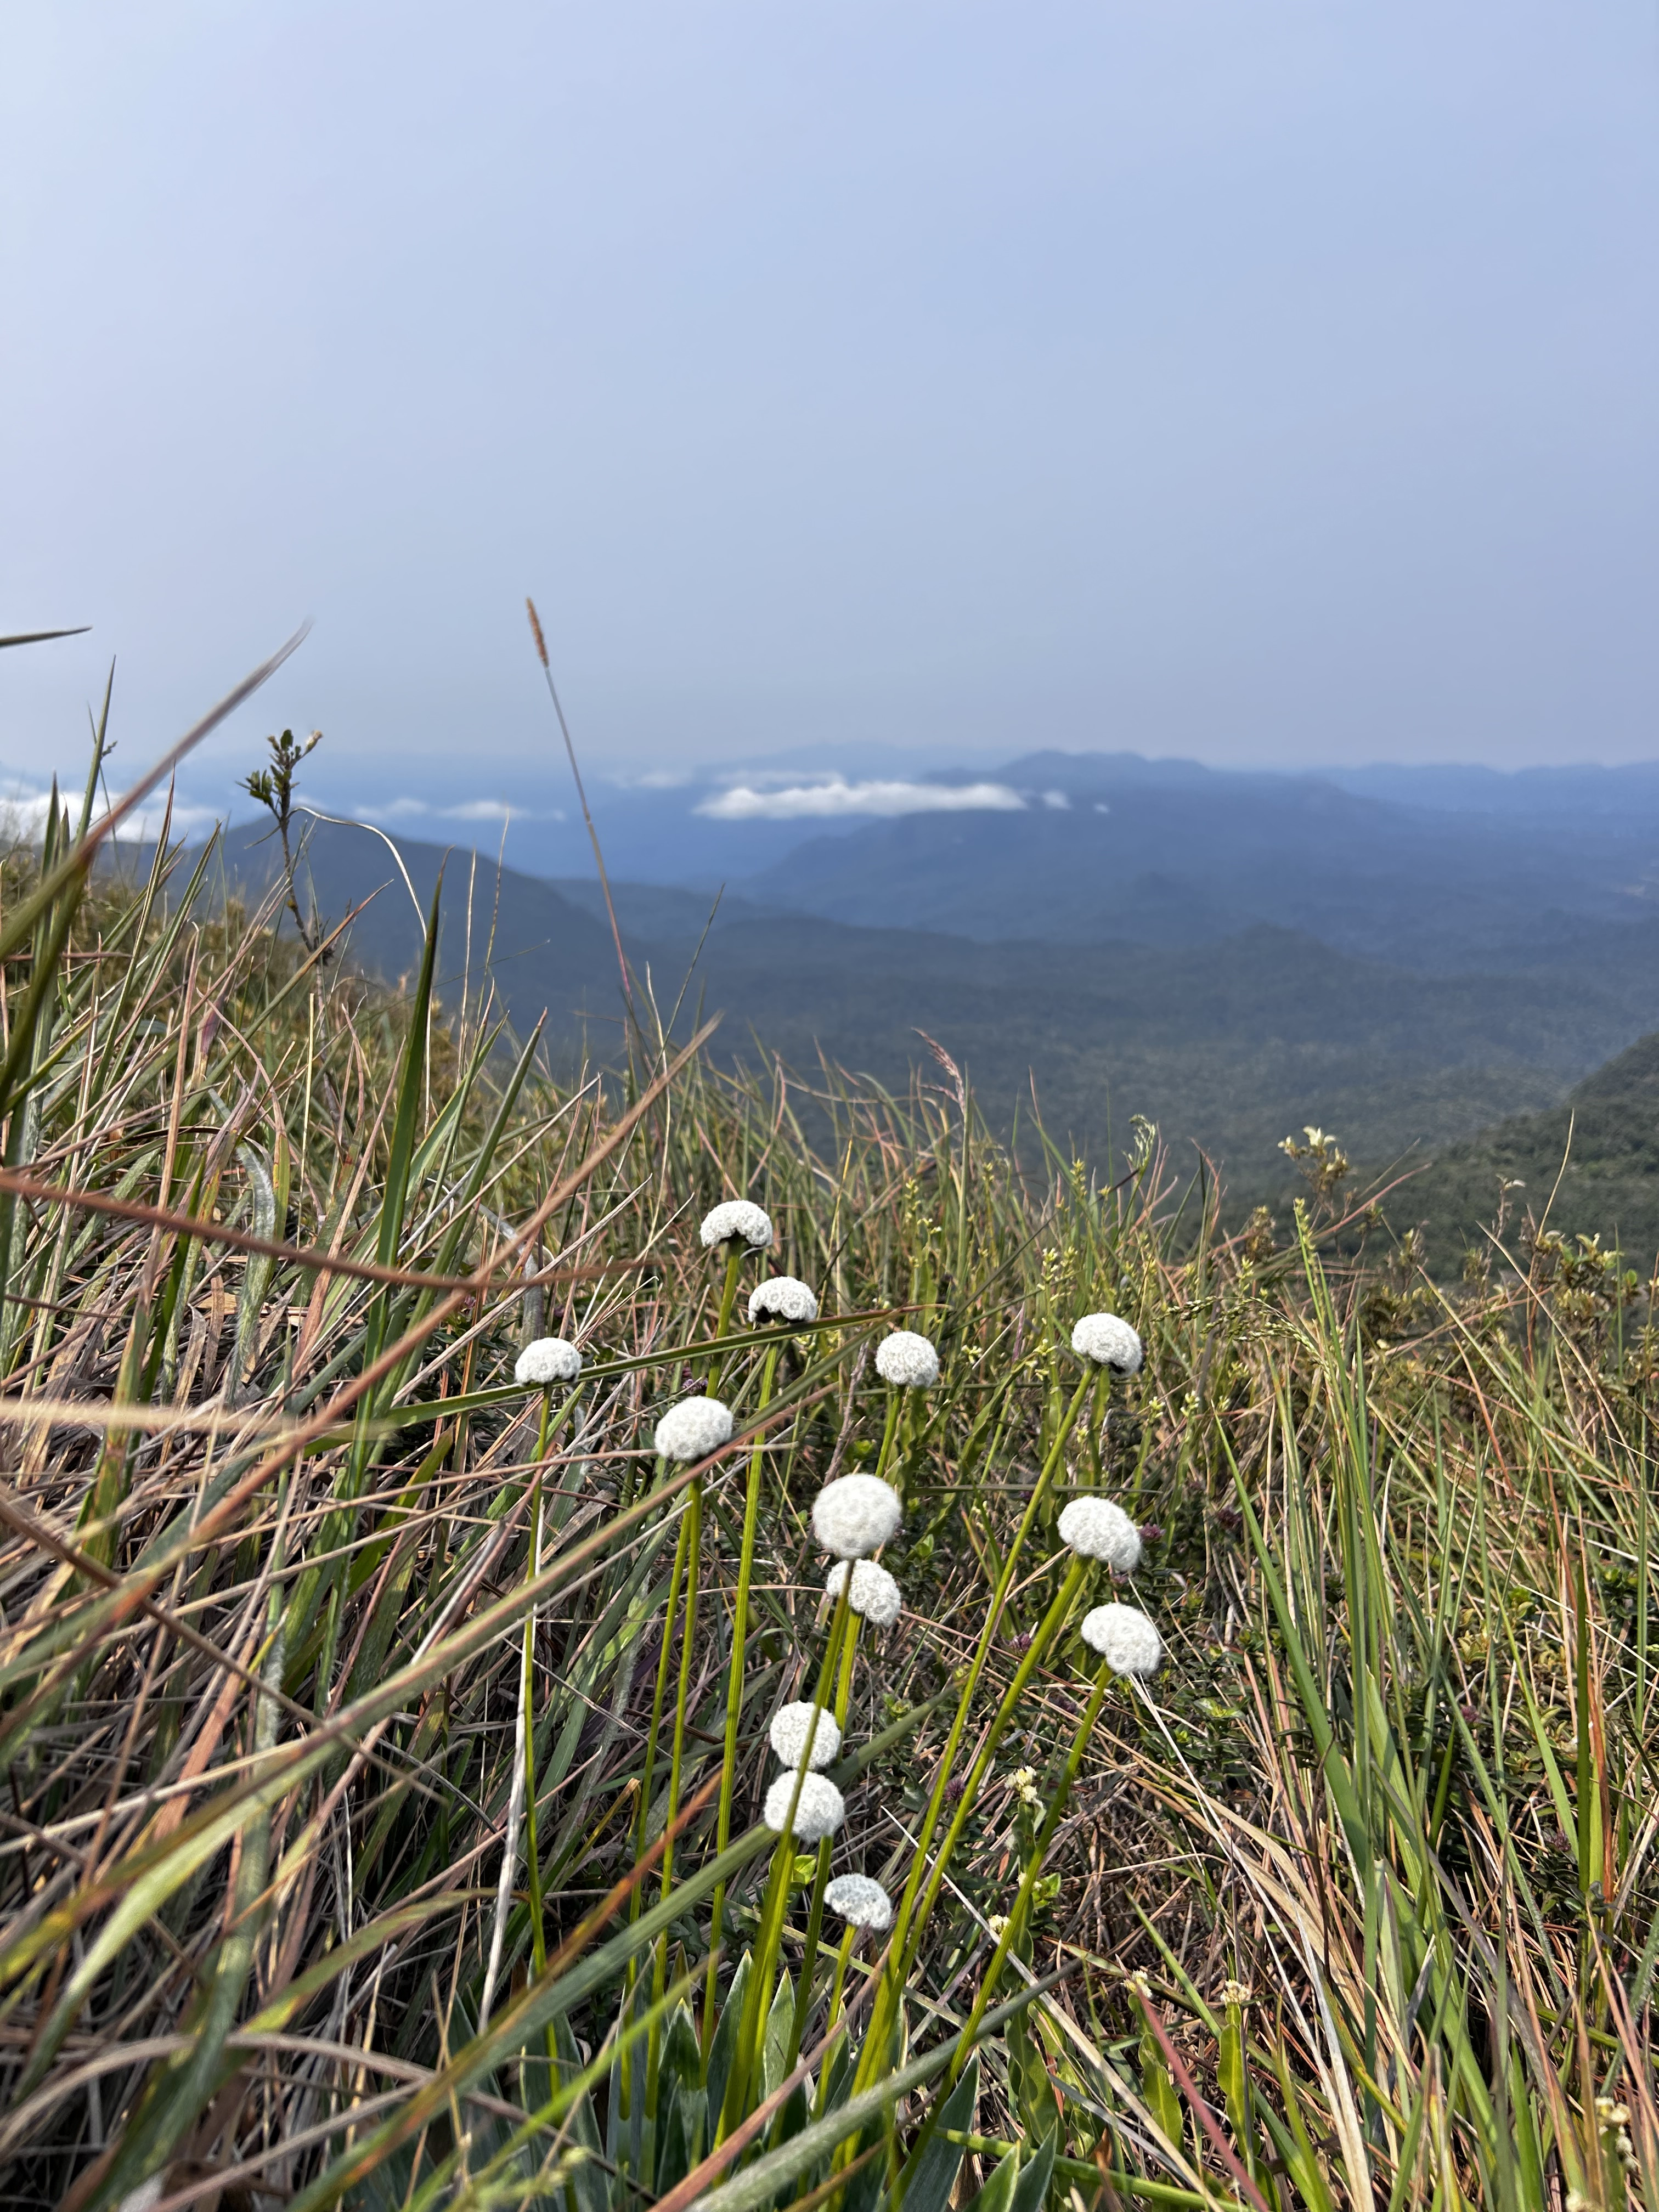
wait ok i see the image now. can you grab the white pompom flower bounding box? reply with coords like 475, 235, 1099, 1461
763, 1770, 846, 1841
812, 1474, 902, 1560
1057, 1496, 1143, 1572
1080, 1602, 1163, 1677
1071, 1312, 1143, 1374
876, 1330, 939, 1388
826, 1559, 902, 1628
653, 1396, 734, 1463
748, 1276, 819, 1326
825, 1874, 893, 1931
700, 1200, 774, 1251
769, 1701, 842, 1770
515, 1338, 582, 1387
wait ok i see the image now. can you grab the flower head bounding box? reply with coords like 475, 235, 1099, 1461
826, 1558, 902, 1628
699, 1200, 774, 1251
748, 1275, 819, 1327
769, 1701, 842, 1770
876, 1329, 939, 1389
824, 1874, 892, 1931
1071, 1312, 1143, 1374
812, 1474, 901, 1560
653, 1396, 734, 1463
515, 1337, 582, 1388
763, 1769, 845, 1841
1057, 1496, 1142, 1571
1080, 1602, 1163, 1677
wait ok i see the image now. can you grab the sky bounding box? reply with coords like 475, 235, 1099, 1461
1, 1, 1656, 843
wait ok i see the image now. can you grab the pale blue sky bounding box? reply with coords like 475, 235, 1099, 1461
1, 2, 1655, 827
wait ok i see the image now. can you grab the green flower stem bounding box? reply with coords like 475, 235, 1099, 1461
630, 1482, 693, 1888
787, 1606, 865, 2070
716, 1579, 854, 2146
1087, 1364, 1108, 1486
890, 1650, 1115, 2211
851, 1364, 1094, 2096
811, 1926, 859, 2116
660, 1473, 702, 1901
872, 1389, 902, 1484
706, 1340, 780, 2049
884, 1554, 1088, 2018
709, 1243, 744, 1391
951, 1650, 1111, 2069
646, 1469, 704, 2121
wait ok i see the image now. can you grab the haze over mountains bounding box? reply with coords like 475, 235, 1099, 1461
176, 744, 1659, 1266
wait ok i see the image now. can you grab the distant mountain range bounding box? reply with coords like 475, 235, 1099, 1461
192, 749, 1659, 1243
309, 746, 1659, 979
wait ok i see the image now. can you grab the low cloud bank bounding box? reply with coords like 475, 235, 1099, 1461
697, 776, 1026, 821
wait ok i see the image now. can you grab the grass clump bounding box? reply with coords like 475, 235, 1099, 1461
0, 734, 1656, 2212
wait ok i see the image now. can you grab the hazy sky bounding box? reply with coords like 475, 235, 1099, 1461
2, 2, 1656, 822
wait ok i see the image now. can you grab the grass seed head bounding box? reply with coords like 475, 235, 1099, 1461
763, 1770, 846, 1840
699, 1198, 774, 1250
1071, 1311, 1144, 1373
826, 1558, 902, 1626
770, 1701, 843, 1769
813, 1472, 902, 1558
515, 1336, 583, 1386
653, 1394, 734, 1461
876, 1328, 940, 1387
1081, 1601, 1163, 1677
1058, 1495, 1143, 1570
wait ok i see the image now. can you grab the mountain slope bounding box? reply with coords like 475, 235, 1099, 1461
1384, 1032, 1659, 1274
204, 820, 1659, 1214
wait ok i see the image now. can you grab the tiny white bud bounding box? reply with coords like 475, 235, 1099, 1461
1071, 1312, 1143, 1373
748, 1275, 819, 1325
763, 1770, 845, 1841
699, 1200, 774, 1251
826, 1559, 903, 1628
876, 1330, 940, 1388
812, 1474, 902, 1560
515, 1337, 582, 1387
653, 1396, 734, 1462
1080, 1602, 1163, 1677
1057, 1496, 1142, 1571
769, 1701, 842, 1770
824, 1874, 892, 1930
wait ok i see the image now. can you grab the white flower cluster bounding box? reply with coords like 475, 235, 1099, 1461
653, 1396, 734, 1463
826, 1559, 902, 1628
748, 1276, 819, 1326
812, 1474, 901, 1560
1071, 1312, 1143, 1374
1057, 1496, 1142, 1571
1080, 1602, 1163, 1677
824, 1874, 891, 1930
763, 1769, 845, 1842
769, 1701, 842, 1770
515, 1337, 582, 1387
699, 1200, 774, 1251
875, 1330, 939, 1388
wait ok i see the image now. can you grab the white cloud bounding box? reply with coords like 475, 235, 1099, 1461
1041, 789, 1070, 810
697, 776, 1026, 821
353, 797, 565, 826
0, 781, 217, 844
